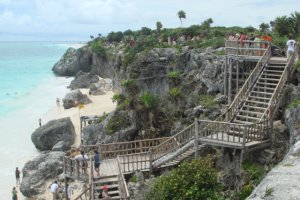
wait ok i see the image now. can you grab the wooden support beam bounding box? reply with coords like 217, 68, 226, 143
194, 118, 199, 159
228, 58, 232, 104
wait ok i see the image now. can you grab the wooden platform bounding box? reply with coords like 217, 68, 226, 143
199, 132, 270, 149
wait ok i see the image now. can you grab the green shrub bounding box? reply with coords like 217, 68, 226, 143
112, 93, 123, 103
91, 41, 106, 57
296, 60, 300, 69
169, 87, 181, 97
238, 160, 265, 199
106, 112, 131, 134
288, 99, 300, 109
139, 92, 158, 109
144, 158, 223, 200
98, 112, 107, 123
129, 175, 137, 183
167, 71, 180, 79
121, 79, 136, 88
117, 98, 131, 111
199, 95, 216, 108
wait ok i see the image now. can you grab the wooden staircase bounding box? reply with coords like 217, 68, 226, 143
93, 175, 121, 200
233, 57, 287, 124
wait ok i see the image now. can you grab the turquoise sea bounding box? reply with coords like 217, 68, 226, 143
0, 42, 74, 199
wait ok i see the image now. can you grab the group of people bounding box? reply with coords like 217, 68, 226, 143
227, 32, 297, 59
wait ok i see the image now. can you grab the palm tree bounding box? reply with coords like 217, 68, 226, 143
290, 11, 300, 36
177, 10, 186, 27
156, 21, 163, 34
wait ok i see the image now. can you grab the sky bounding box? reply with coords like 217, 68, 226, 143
0, 0, 299, 41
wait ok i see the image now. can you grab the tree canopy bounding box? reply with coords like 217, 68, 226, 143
177, 10, 186, 27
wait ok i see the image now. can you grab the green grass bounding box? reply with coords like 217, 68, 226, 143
288, 99, 300, 109
199, 95, 216, 108
121, 79, 136, 88
167, 71, 180, 79
106, 112, 131, 134
169, 87, 181, 97
264, 187, 274, 198
139, 92, 158, 109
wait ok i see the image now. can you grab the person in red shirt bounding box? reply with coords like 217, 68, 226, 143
239, 32, 246, 54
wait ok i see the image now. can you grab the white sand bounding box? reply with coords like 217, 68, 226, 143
43, 89, 116, 147
29, 89, 116, 200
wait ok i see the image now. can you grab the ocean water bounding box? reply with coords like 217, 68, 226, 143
0, 42, 74, 199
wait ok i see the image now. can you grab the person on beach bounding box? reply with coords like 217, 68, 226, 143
56, 98, 60, 107
38, 118, 42, 127
12, 187, 18, 200
50, 181, 59, 200
94, 150, 101, 177
15, 167, 21, 186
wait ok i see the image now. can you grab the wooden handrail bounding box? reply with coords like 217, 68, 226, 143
73, 187, 90, 200
217, 45, 271, 122
117, 156, 130, 199
151, 123, 195, 161
260, 43, 299, 120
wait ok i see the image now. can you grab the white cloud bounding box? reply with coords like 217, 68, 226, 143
0, 0, 299, 41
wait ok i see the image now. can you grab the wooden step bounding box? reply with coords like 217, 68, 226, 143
239, 110, 264, 116
263, 69, 284, 73
258, 77, 280, 82
97, 184, 118, 190
241, 105, 266, 110
94, 177, 119, 184
236, 114, 261, 121
248, 95, 270, 100
250, 91, 273, 95
256, 82, 277, 86
261, 73, 282, 77
245, 100, 269, 105
266, 65, 285, 69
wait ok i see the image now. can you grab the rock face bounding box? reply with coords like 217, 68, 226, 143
68, 71, 100, 90
20, 151, 64, 197
247, 104, 300, 200
82, 111, 137, 145
31, 117, 75, 151
52, 47, 93, 76
89, 77, 112, 95
62, 89, 92, 109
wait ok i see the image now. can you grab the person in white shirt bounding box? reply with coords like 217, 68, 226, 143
287, 37, 296, 60
50, 181, 59, 200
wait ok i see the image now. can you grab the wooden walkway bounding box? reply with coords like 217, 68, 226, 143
70, 41, 298, 200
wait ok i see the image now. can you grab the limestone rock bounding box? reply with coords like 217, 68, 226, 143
31, 117, 75, 151
89, 78, 113, 95
52, 47, 93, 76
20, 151, 64, 197
82, 111, 137, 145
68, 71, 99, 89
62, 89, 92, 109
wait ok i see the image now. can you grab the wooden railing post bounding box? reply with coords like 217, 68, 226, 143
63, 156, 66, 175
194, 118, 199, 159
243, 125, 247, 149
148, 148, 153, 174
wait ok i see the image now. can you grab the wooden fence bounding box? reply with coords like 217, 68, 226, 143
118, 152, 151, 173
151, 123, 195, 160
225, 40, 270, 56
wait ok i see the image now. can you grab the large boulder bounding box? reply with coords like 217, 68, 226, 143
89, 78, 113, 95
52, 47, 93, 76
62, 89, 92, 109
20, 151, 65, 197
68, 71, 100, 90
31, 117, 75, 151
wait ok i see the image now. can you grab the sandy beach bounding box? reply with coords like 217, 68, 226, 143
43, 89, 116, 146
27, 89, 116, 200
